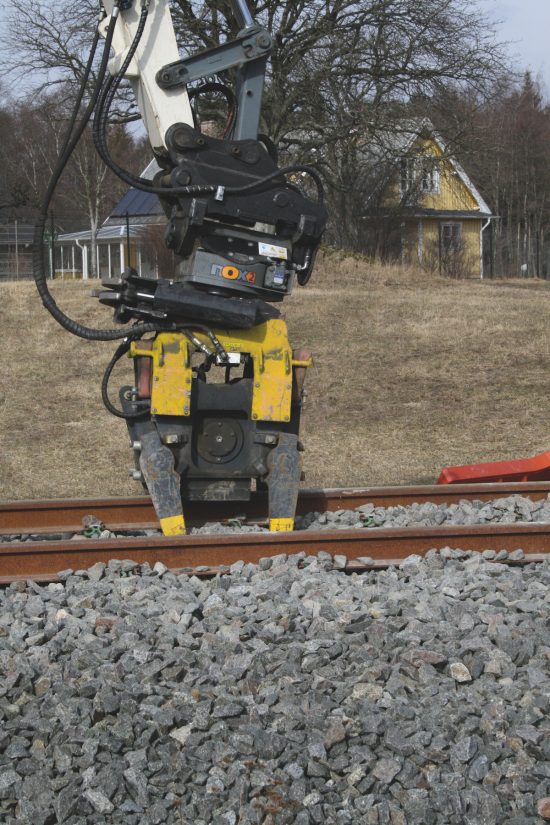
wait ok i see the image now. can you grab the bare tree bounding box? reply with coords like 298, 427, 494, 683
3, 0, 508, 137
2, 0, 509, 254
170, 0, 506, 139
0, 90, 143, 273
2, 0, 98, 95
423, 73, 550, 277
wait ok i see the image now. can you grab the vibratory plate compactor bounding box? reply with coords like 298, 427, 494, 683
99, 275, 317, 536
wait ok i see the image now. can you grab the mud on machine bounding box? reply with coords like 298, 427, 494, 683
33, 0, 327, 534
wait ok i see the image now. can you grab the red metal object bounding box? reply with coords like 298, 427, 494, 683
439, 449, 550, 484
135, 339, 152, 399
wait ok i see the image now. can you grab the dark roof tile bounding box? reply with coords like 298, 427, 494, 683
110, 189, 164, 218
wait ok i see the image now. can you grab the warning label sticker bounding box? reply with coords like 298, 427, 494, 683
258, 242, 288, 260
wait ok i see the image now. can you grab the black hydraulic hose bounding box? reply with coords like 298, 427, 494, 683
188, 82, 236, 138
183, 326, 228, 362
101, 339, 147, 419
59, 26, 101, 165
228, 163, 325, 206
32, 6, 163, 342
91, 12, 324, 206
94, 142, 326, 204
92, 3, 149, 183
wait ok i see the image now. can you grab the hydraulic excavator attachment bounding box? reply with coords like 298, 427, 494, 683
32, 0, 326, 536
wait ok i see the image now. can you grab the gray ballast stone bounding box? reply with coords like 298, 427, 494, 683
450, 662, 473, 682
3, 551, 550, 824
86, 561, 105, 582
294, 492, 550, 533
0, 770, 19, 792
83, 788, 114, 814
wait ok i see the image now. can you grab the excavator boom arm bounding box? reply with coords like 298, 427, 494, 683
100, 0, 194, 152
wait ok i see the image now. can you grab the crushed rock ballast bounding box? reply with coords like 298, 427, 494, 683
297, 493, 550, 529
196, 492, 550, 534
2, 494, 550, 543
2, 550, 550, 824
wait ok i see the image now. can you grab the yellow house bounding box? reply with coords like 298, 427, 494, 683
366, 119, 493, 278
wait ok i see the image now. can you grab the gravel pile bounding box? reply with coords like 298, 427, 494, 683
187, 493, 550, 535
295, 493, 550, 532
2, 550, 550, 824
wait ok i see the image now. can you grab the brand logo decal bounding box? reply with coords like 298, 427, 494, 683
211, 264, 256, 284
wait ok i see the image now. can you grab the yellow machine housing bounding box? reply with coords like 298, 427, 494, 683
127, 319, 311, 535
130, 319, 309, 423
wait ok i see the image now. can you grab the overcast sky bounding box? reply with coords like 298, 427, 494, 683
484, 0, 550, 92
1, 2, 549, 97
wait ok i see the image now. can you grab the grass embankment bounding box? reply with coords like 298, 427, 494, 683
1, 256, 550, 501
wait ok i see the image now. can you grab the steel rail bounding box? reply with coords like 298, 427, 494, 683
2, 521, 550, 584
2, 481, 550, 535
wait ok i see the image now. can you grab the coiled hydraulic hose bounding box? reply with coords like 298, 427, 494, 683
34, 1, 325, 345
32, 5, 168, 341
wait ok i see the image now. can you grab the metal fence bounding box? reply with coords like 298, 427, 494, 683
0, 217, 161, 282
0, 222, 36, 280
0, 218, 89, 282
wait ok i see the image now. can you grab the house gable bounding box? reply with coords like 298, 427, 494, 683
406, 136, 479, 212
380, 120, 491, 217
368, 120, 492, 278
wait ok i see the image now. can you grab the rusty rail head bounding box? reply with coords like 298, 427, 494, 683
2, 482, 550, 585
2, 521, 550, 584
2, 481, 550, 535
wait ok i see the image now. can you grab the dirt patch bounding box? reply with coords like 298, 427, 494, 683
1, 260, 549, 500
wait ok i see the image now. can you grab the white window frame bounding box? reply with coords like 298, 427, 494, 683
400, 156, 440, 196
400, 157, 415, 195
419, 158, 440, 194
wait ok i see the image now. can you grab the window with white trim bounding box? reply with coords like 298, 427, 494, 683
400, 158, 415, 195
400, 156, 440, 196
419, 158, 440, 194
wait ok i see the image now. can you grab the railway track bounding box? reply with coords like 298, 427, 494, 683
2, 481, 550, 583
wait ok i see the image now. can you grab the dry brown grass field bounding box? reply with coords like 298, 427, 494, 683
2, 253, 550, 502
